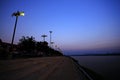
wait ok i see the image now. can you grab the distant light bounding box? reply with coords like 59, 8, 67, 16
20, 12, 24, 16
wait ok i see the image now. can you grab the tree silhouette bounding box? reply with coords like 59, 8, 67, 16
16, 36, 63, 58
0, 39, 2, 44
36, 41, 50, 56
0, 39, 9, 59
18, 36, 36, 54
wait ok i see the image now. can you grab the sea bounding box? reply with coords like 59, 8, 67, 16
71, 55, 120, 80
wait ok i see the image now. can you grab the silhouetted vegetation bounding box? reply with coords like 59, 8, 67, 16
0, 46, 9, 59
0, 36, 63, 59
18, 36, 36, 53
0, 39, 10, 59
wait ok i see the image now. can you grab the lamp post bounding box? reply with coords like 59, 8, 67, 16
51, 42, 54, 48
49, 31, 52, 47
41, 34, 47, 42
11, 11, 24, 51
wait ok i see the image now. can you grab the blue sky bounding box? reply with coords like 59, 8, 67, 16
0, 0, 120, 54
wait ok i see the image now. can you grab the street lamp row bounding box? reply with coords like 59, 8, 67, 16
11, 11, 56, 51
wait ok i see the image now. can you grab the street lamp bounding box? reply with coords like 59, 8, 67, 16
51, 42, 54, 48
41, 34, 47, 42
11, 11, 24, 51
49, 31, 52, 47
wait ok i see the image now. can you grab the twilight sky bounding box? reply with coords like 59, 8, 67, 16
0, 0, 120, 54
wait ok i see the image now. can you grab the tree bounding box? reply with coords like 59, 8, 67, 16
0, 39, 2, 44
18, 36, 36, 53
36, 41, 49, 56
17, 36, 63, 58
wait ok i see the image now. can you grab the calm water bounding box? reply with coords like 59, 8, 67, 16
71, 56, 120, 80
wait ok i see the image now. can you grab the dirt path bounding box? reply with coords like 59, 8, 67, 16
0, 56, 89, 80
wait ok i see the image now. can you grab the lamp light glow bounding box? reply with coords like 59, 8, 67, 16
20, 12, 24, 16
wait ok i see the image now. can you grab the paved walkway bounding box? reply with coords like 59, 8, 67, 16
0, 56, 89, 80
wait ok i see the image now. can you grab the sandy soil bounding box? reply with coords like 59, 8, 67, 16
0, 56, 88, 80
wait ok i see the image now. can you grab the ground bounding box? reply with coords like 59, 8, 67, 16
0, 56, 89, 80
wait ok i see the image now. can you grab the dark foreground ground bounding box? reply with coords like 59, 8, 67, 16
0, 56, 102, 80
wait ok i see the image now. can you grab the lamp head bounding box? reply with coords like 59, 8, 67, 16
49, 31, 52, 33
19, 12, 24, 16
12, 11, 25, 17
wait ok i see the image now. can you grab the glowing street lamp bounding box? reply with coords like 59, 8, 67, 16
11, 11, 24, 51
12, 11, 24, 16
